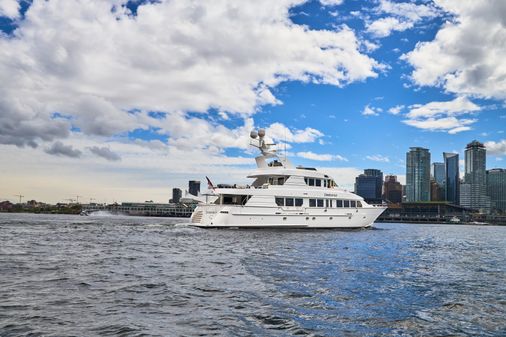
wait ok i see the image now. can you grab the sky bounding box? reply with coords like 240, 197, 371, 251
0, 0, 505, 204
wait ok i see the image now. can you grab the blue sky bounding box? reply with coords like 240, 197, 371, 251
0, 0, 505, 203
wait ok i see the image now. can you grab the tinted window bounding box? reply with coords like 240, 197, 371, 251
344, 200, 350, 207
323, 180, 327, 187
285, 198, 294, 206
357, 201, 362, 207
309, 199, 316, 207
325, 199, 329, 208
350, 200, 356, 207
275, 197, 284, 206
317, 199, 324, 207
315, 179, 321, 187
308, 178, 315, 186
295, 198, 303, 206
336, 200, 343, 207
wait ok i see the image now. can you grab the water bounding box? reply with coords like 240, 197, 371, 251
1, 213, 505, 336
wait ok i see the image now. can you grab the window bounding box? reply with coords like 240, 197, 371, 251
315, 179, 322, 187
304, 178, 308, 185
285, 198, 294, 207
357, 201, 362, 208
350, 200, 356, 208
336, 200, 343, 207
344, 200, 350, 208
308, 178, 315, 186
329, 199, 333, 207
309, 199, 316, 207
323, 180, 327, 188
277, 177, 285, 185
275, 197, 284, 206
295, 198, 303, 206
325, 199, 330, 208
317, 199, 324, 207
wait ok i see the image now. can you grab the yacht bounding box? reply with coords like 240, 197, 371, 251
191, 129, 386, 228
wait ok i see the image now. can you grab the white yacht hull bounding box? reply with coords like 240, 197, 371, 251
191, 205, 385, 229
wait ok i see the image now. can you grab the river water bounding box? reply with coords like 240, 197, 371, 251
1, 213, 505, 336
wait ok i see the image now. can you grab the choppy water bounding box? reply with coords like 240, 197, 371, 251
1, 213, 505, 336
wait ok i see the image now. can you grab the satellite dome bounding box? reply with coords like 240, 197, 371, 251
250, 130, 258, 139
258, 128, 266, 137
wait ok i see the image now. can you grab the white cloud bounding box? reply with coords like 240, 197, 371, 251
402, 1, 506, 100
366, 0, 438, 38
367, 17, 414, 38
362, 105, 380, 116
0, 0, 380, 148
366, 154, 390, 162
485, 140, 506, 156
402, 96, 481, 134
266, 123, 324, 143
296, 151, 348, 161
0, 0, 19, 18
388, 105, 404, 115
319, 0, 343, 6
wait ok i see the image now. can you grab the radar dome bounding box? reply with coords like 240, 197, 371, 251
250, 130, 258, 139
258, 128, 266, 138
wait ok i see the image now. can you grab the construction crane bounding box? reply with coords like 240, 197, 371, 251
14, 194, 24, 204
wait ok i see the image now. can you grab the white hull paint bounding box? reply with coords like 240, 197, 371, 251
191, 204, 385, 228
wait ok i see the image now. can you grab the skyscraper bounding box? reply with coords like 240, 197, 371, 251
464, 140, 490, 212
487, 168, 506, 213
431, 162, 445, 186
171, 188, 182, 203
188, 180, 201, 196
355, 169, 383, 204
444, 152, 459, 205
406, 147, 430, 202
383, 175, 402, 203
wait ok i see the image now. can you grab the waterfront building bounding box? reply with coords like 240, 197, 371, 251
172, 188, 182, 204
383, 175, 402, 204
355, 169, 383, 204
464, 140, 490, 212
444, 152, 460, 205
487, 168, 506, 213
430, 179, 444, 201
189, 180, 201, 196
431, 162, 445, 186
406, 147, 431, 202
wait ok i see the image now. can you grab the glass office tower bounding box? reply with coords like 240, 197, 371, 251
444, 152, 459, 205
406, 147, 430, 202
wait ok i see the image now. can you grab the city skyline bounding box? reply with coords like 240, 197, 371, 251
1, 1, 505, 203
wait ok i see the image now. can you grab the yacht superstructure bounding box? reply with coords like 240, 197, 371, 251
191, 129, 385, 228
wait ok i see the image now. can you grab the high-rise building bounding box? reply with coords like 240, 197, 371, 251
430, 180, 444, 201
383, 175, 402, 203
171, 188, 182, 204
431, 162, 445, 186
460, 182, 471, 208
464, 140, 490, 212
406, 147, 431, 202
444, 152, 460, 205
355, 169, 383, 204
487, 168, 506, 213
189, 180, 201, 196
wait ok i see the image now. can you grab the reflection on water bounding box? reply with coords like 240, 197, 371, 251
1, 213, 505, 336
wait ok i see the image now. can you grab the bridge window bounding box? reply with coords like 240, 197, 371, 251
222, 195, 251, 205
315, 179, 322, 187
336, 200, 343, 207
344, 200, 350, 208
357, 201, 362, 207
350, 200, 356, 208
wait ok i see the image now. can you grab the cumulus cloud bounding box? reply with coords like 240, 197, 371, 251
402, 1, 506, 100
296, 151, 348, 161
319, 0, 343, 6
0, 0, 19, 18
45, 141, 82, 158
402, 96, 480, 134
485, 140, 506, 156
366, 0, 439, 38
0, 0, 380, 148
266, 123, 324, 143
388, 105, 404, 115
362, 105, 381, 116
366, 154, 390, 162
88, 146, 121, 161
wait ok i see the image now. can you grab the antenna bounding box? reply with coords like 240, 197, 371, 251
14, 194, 24, 204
